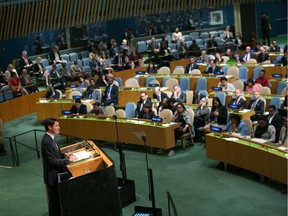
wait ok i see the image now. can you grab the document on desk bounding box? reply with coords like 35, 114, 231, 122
238, 109, 251, 113
251, 138, 268, 144
278, 146, 288, 151
225, 137, 239, 141
73, 150, 92, 162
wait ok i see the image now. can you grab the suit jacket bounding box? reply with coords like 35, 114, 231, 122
232, 56, 245, 63
49, 50, 61, 64
45, 91, 60, 99
229, 97, 246, 110
136, 98, 152, 118
153, 92, 168, 102
41, 133, 69, 185
103, 84, 119, 104
267, 114, 283, 141
207, 65, 221, 74
33, 63, 44, 73
257, 53, 269, 63
170, 91, 186, 103
247, 99, 264, 115
185, 63, 199, 73
18, 57, 32, 70
242, 52, 255, 61
70, 104, 87, 114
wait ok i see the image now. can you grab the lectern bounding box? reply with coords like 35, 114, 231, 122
58, 140, 122, 216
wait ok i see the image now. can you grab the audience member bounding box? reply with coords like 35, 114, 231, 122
261, 12, 271, 45
246, 78, 260, 93
146, 61, 157, 74
85, 78, 98, 99
159, 36, 171, 56
185, 57, 199, 74
279, 51, 287, 66
119, 39, 131, 54
252, 115, 275, 142
223, 48, 233, 59
255, 69, 269, 87
101, 77, 119, 106
49, 45, 63, 65
200, 50, 210, 63
188, 39, 200, 57
130, 47, 144, 69
222, 25, 233, 43
229, 89, 246, 109
214, 52, 223, 63
71, 59, 90, 78
266, 105, 283, 142
44, 86, 60, 99
278, 116, 288, 147
89, 53, 101, 76
171, 84, 186, 103
232, 51, 245, 63
153, 86, 168, 105
206, 35, 218, 54
50, 64, 66, 89
281, 95, 288, 110
70, 98, 87, 114
257, 46, 269, 63
141, 103, 156, 120
193, 97, 210, 141
8, 71, 28, 95
4, 64, 18, 83
135, 92, 152, 118
234, 32, 243, 50
207, 59, 221, 75
178, 37, 188, 59
59, 61, 77, 82
171, 27, 182, 44
109, 41, 119, 58
224, 114, 248, 136
19, 69, 38, 93
18, 50, 33, 72
147, 37, 160, 59
269, 41, 280, 52
89, 102, 107, 116
33, 56, 45, 79
218, 77, 235, 91
78, 76, 89, 88
247, 91, 264, 121
242, 46, 255, 62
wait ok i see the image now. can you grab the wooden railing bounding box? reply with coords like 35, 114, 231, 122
0, 0, 271, 40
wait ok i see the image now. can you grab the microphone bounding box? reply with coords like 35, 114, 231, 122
84, 139, 95, 151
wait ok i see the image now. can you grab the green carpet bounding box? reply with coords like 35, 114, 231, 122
0, 113, 287, 216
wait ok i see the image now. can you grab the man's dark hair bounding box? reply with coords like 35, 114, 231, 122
42, 118, 58, 131
268, 105, 276, 111
220, 77, 227, 81
75, 98, 81, 103
230, 114, 241, 126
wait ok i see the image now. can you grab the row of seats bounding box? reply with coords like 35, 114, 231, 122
0, 85, 20, 102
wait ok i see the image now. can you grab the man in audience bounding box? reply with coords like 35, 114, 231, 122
269, 41, 280, 52
207, 59, 220, 74
18, 50, 33, 72
185, 57, 199, 74
247, 91, 264, 122
232, 51, 245, 63
8, 71, 28, 95
266, 105, 283, 142
119, 39, 131, 54
206, 35, 218, 54
59, 61, 77, 82
252, 115, 276, 143
171, 84, 186, 103
20, 69, 38, 93
49, 45, 63, 65
280, 51, 287, 66
89, 102, 107, 116
70, 98, 87, 114
200, 50, 210, 63
109, 41, 119, 58
242, 46, 255, 62
153, 86, 168, 105
71, 59, 90, 78
218, 77, 236, 91
44, 86, 60, 99
229, 89, 246, 109
255, 69, 269, 87
135, 92, 152, 118
141, 103, 156, 120
278, 116, 288, 147
89, 53, 101, 76
147, 37, 160, 59
257, 46, 270, 63
178, 37, 188, 59
101, 77, 119, 106
171, 27, 182, 44
223, 48, 233, 59
50, 64, 66, 89
194, 97, 210, 142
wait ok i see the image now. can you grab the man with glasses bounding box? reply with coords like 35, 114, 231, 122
135, 92, 152, 118
194, 97, 210, 142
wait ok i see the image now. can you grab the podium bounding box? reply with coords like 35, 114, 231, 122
58, 141, 122, 216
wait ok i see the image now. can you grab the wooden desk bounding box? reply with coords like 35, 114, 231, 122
205, 133, 288, 184
59, 116, 179, 149
229, 110, 255, 119
35, 99, 95, 120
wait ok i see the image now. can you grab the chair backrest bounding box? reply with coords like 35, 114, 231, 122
263, 60, 271, 64
259, 97, 266, 113
159, 109, 173, 123
105, 105, 115, 116
232, 80, 244, 91
158, 66, 171, 74
83, 65, 91, 72
247, 58, 257, 63
80, 50, 89, 58
41, 58, 49, 67
125, 78, 140, 87
208, 55, 215, 60
113, 80, 119, 87
189, 69, 201, 75
186, 108, 194, 124
145, 77, 156, 87
269, 97, 281, 109
149, 79, 160, 86
163, 91, 172, 98
115, 109, 126, 118
152, 107, 158, 116
0, 91, 4, 103
180, 77, 190, 92
175, 65, 184, 70
215, 91, 226, 105
137, 41, 147, 53
55, 89, 63, 98
92, 89, 102, 102
238, 66, 248, 81
227, 66, 239, 82
114, 77, 122, 87
196, 77, 207, 91
82, 58, 90, 66
281, 87, 288, 96
242, 118, 253, 135
2, 85, 14, 100
61, 54, 70, 62
253, 67, 264, 80
259, 86, 271, 95
172, 68, 184, 74
68, 90, 82, 99
221, 56, 229, 63
221, 65, 230, 74
83, 102, 93, 113
190, 32, 199, 39
185, 91, 194, 104
277, 82, 288, 95
165, 78, 179, 92
125, 102, 136, 118
69, 52, 78, 61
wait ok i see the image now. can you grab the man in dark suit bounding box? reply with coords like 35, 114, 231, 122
70, 98, 87, 114
232, 52, 245, 63
185, 57, 199, 74
229, 89, 246, 110
102, 77, 119, 106
206, 35, 219, 55
266, 105, 283, 142
206, 59, 221, 74
49, 45, 62, 65
247, 91, 264, 121
18, 50, 33, 71
41, 118, 77, 216
135, 92, 152, 118
153, 86, 168, 105
257, 46, 270, 63
170, 84, 186, 103
242, 46, 255, 62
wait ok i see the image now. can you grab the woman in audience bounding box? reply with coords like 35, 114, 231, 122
200, 50, 210, 63
85, 78, 98, 99
214, 52, 223, 63
204, 97, 227, 131
224, 114, 248, 136
145, 61, 157, 74
245, 78, 260, 93
130, 47, 144, 69
78, 76, 89, 88
141, 103, 156, 120
89, 102, 107, 116
234, 32, 243, 50
252, 115, 276, 143
159, 35, 171, 56
8, 71, 28, 95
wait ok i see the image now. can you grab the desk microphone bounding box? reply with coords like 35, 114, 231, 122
84, 139, 95, 151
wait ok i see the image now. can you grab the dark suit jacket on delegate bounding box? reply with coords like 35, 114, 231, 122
229, 97, 246, 110
207, 65, 221, 74
247, 99, 264, 115
103, 84, 119, 105
49, 50, 61, 64
153, 92, 168, 102
41, 133, 70, 185
267, 114, 283, 140
18, 57, 32, 70
257, 53, 269, 63
241, 53, 255, 61
170, 91, 186, 103
185, 63, 199, 73
136, 98, 152, 118
70, 104, 87, 114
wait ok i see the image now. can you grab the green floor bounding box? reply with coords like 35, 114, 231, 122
0, 113, 287, 216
